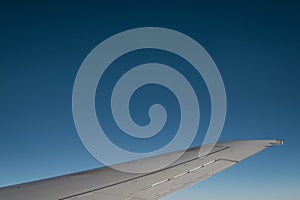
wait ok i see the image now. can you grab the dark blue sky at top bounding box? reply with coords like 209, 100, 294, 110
0, 1, 299, 199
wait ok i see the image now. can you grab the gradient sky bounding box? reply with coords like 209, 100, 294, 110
0, 1, 299, 199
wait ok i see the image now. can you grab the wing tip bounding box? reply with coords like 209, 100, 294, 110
272, 139, 284, 145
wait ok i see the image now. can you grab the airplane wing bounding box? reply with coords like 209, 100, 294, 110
0, 140, 282, 200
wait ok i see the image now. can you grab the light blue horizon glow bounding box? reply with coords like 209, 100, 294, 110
0, 1, 299, 200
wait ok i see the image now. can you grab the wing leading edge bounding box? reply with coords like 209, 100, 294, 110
0, 140, 283, 200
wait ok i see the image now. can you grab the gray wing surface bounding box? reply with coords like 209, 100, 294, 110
0, 140, 282, 200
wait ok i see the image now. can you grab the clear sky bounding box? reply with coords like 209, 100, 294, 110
0, 1, 299, 199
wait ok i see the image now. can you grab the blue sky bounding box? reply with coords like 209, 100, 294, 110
0, 1, 299, 199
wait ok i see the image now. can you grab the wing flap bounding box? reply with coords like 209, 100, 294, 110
131, 160, 236, 200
